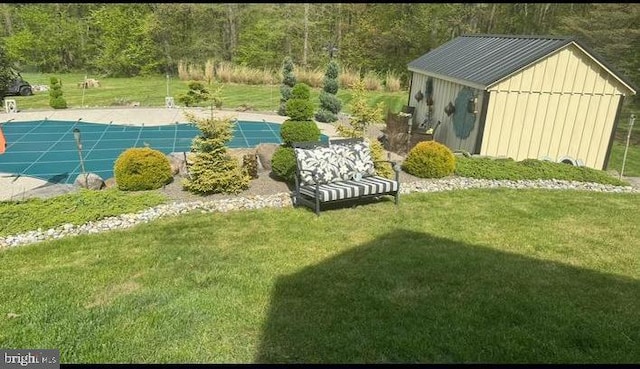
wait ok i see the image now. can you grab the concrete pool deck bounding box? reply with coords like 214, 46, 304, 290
0, 107, 340, 201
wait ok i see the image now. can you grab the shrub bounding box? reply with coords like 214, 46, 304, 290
363, 71, 382, 91
242, 153, 259, 179
402, 141, 456, 178
215, 61, 234, 83
319, 91, 342, 114
369, 138, 394, 179
279, 57, 297, 116
280, 120, 321, 145
178, 81, 210, 107
315, 109, 337, 124
271, 146, 297, 183
114, 147, 173, 191
286, 98, 314, 121
294, 67, 324, 88
323, 78, 339, 95
339, 65, 361, 89
182, 113, 250, 195
49, 77, 67, 109
316, 61, 342, 123
385, 71, 402, 92
204, 59, 216, 84
336, 79, 385, 138
278, 85, 292, 115
455, 156, 627, 186
286, 83, 314, 121
290, 82, 311, 100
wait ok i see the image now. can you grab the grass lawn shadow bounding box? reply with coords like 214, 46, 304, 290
255, 230, 640, 364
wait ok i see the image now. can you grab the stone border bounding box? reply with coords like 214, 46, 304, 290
1, 178, 638, 250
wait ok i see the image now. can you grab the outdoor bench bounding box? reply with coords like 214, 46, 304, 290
292, 138, 400, 215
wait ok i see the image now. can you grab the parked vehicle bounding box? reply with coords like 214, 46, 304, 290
5, 72, 33, 96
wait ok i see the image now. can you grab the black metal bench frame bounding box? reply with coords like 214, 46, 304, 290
292, 138, 400, 215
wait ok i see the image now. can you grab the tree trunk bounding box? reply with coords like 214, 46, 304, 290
488, 3, 497, 33
226, 4, 237, 60
303, 3, 309, 67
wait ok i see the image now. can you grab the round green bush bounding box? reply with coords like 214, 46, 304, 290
50, 96, 67, 109
315, 109, 337, 123
271, 146, 297, 183
323, 78, 339, 95
319, 91, 342, 114
286, 97, 315, 121
291, 83, 311, 100
114, 147, 173, 191
402, 141, 456, 178
325, 61, 339, 80
280, 120, 321, 145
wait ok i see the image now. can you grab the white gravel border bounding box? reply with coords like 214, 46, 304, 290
1, 177, 638, 249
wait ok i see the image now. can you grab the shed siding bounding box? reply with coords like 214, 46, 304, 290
481, 44, 625, 169
409, 73, 484, 153
482, 91, 620, 168
491, 45, 625, 95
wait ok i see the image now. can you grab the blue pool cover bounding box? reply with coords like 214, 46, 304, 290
0, 119, 327, 184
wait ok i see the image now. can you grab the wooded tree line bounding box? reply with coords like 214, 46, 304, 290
0, 3, 638, 88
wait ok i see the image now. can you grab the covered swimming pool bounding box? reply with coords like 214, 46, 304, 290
0, 119, 328, 184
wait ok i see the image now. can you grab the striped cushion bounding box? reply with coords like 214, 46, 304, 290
299, 176, 398, 202
355, 176, 399, 195
300, 181, 362, 202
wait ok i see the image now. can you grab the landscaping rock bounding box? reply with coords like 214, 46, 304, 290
2, 177, 638, 250
255, 143, 279, 171
228, 148, 257, 168
74, 172, 105, 190
167, 152, 189, 176
104, 177, 117, 189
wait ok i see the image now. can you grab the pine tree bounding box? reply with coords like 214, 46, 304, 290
278, 57, 296, 116
315, 60, 342, 123
49, 77, 67, 109
182, 113, 250, 194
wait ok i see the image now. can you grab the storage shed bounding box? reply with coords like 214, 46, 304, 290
406, 34, 637, 169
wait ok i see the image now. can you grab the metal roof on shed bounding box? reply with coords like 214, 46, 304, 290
408, 34, 637, 93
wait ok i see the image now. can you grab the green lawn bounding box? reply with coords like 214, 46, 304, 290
11, 73, 407, 114
1, 189, 639, 363
0, 189, 167, 237
608, 141, 640, 177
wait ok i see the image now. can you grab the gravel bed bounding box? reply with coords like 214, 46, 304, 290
1, 176, 638, 249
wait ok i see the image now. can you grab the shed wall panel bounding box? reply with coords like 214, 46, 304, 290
481, 44, 626, 170
408, 73, 483, 153
481, 91, 621, 168
490, 46, 625, 96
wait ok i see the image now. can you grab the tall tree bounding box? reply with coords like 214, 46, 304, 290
89, 4, 161, 76
554, 3, 640, 104
0, 41, 15, 103
4, 4, 87, 72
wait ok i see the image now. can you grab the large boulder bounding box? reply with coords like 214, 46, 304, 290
228, 148, 257, 167
255, 143, 279, 172
74, 172, 105, 190
166, 152, 189, 176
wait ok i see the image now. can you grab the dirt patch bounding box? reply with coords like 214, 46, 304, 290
158, 172, 293, 203
85, 275, 143, 309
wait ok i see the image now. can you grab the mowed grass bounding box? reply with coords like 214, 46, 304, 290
0, 189, 167, 237
1, 189, 639, 363
608, 141, 640, 177
12, 73, 407, 115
